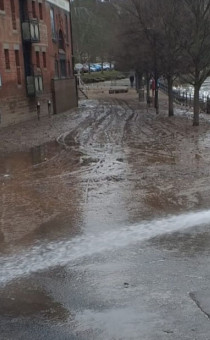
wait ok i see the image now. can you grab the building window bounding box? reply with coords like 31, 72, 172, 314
39, 2, 43, 20
10, 0, 16, 30
4, 49, 10, 70
32, 1, 36, 18
65, 14, 69, 42
36, 51, 40, 68
42, 51, 46, 68
60, 59, 66, 78
15, 50, 20, 66
15, 50, 21, 84
50, 8, 56, 39
0, 0, 4, 11
58, 30, 65, 50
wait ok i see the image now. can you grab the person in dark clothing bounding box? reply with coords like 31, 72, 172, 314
129, 75, 134, 87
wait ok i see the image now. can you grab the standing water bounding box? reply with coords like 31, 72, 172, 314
1, 210, 210, 286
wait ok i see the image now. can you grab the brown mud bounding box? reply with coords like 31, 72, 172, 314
1, 88, 210, 251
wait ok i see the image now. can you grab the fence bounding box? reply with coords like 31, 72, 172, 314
159, 82, 210, 113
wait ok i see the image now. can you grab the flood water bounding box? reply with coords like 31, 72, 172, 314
1, 96, 210, 339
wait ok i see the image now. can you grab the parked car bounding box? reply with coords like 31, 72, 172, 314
81, 64, 97, 72
89, 64, 97, 72
82, 64, 89, 73
102, 63, 110, 71
93, 63, 102, 72
102, 62, 115, 71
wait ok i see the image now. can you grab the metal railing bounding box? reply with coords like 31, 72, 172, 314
25, 65, 43, 96
159, 82, 210, 113
76, 73, 89, 99
22, 19, 40, 43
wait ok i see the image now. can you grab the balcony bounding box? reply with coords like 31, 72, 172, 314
22, 19, 40, 43
26, 75, 43, 96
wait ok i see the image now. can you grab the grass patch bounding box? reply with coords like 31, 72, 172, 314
81, 70, 125, 84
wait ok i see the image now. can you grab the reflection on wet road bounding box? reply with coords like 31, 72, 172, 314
1, 97, 210, 339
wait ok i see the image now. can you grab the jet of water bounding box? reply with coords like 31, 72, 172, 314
1, 210, 210, 286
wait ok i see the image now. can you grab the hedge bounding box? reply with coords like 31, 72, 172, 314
81, 70, 125, 84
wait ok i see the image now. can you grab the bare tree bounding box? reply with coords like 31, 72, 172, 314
181, 0, 210, 125
71, 0, 119, 66
126, 0, 184, 116
71, 0, 98, 63
73, 0, 210, 126
156, 0, 183, 116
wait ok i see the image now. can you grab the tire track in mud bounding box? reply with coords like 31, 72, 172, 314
9, 99, 197, 185
4, 97, 210, 246
80, 99, 138, 205
72, 99, 136, 203
34, 99, 135, 186
121, 101, 178, 161
63, 99, 134, 151
22, 100, 133, 191
6, 98, 203, 188
119, 101, 176, 166
57, 102, 103, 148
51, 99, 132, 204
104, 99, 136, 146
61, 101, 126, 149
102, 99, 134, 145
2, 102, 110, 187
118, 100, 210, 212
59, 98, 178, 172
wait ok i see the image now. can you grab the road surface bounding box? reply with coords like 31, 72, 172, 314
1, 91, 210, 339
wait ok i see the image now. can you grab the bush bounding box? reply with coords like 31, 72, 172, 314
81, 70, 125, 84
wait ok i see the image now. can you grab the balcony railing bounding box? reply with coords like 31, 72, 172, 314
26, 75, 43, 96
22, 19, 40, 43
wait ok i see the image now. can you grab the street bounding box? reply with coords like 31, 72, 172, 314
1, 89, 210, 339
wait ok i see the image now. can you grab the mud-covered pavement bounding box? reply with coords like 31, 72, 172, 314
1, 88, 210, 339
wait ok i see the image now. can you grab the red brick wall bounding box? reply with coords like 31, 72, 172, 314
0, 0, 77, 127
0, 93, 53, 126
0, 1, 25, 98
44, 0, 73, 80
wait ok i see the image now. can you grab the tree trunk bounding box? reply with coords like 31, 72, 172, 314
193, 84, 200, 126
135, 71, 143, 91
135, 71, 139, 90
101, 57, 104, 74
154, 73, 159, 114
167, 75, 174, 116
138, 73, 143, 89
146, 72, 150, 99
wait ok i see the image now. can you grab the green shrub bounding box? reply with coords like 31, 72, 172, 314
81, 70, 125, 84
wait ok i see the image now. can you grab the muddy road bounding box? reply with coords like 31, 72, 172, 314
1, 91, 210, 339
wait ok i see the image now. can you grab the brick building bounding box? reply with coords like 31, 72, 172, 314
0, 0, 77, 127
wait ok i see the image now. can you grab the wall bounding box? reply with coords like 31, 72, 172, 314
52, 77, 77, 114
0, 1, 25, 98
0, 0, 77, 127
0, 92, 53, 126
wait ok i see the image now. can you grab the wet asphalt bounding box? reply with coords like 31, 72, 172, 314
1, 91, 210, 339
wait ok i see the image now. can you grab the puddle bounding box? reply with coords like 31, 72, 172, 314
0, 280, 69, 320
79, 99, 99, 108
0, 138, 84, 247
0, 141, 62, 177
